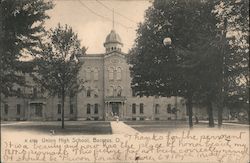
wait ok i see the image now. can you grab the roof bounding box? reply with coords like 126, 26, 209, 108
84, 53, 104, 57
104, 30, 123, 46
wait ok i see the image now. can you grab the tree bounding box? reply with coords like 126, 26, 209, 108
129, 0, 220, 128
32, 24, 86, 129
213, 0, 249, 126
0, 0, 53, 97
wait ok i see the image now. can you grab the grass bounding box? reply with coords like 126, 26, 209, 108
124, 120, 249, 133
1, 121, 112, 135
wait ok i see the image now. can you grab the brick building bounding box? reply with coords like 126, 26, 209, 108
1, 30, 189, 121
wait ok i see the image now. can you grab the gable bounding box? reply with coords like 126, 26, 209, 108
104, 51, 126, 59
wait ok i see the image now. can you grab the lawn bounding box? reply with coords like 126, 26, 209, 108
1, 121, 112, 135
124, 120, 249, 133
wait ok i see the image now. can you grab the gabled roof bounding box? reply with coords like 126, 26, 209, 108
104, 50, 127, 59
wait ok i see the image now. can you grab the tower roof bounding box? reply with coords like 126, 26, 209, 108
104, 30, 123, 46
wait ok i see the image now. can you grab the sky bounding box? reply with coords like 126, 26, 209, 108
44, 0, 152, 54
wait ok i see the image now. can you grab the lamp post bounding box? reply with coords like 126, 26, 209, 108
163, 36, 195, 128
163, 37, 179, 122
163, 37, 172, 46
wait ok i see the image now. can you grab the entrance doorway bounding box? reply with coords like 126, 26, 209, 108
112, 103, 119, 116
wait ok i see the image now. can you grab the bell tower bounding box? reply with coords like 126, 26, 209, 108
103, 9, 123, 53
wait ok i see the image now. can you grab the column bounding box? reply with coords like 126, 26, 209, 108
42, 103, 46, 121
122, 102, 124, 120
107, 102, 109, 120
103, 102, 106, 121
27, 103, 31, 120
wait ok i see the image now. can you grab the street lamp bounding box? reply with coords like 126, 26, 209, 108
163, 37, 172, 46
163, 37, 178, 122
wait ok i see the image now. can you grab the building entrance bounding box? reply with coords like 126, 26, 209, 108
112, 103, 119, 116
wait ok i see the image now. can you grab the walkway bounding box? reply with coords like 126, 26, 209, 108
110, 121, 139, 134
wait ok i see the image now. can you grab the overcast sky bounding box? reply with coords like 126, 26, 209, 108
44, 0, 151, 54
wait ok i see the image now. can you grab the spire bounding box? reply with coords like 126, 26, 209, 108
112, 8, 114, 30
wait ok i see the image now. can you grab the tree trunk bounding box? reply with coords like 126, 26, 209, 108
247, 106, 250, 125
186, 95, 193, 128
207, 100, 214, 127
218, 102, 223, 128
61, 89, 65, 129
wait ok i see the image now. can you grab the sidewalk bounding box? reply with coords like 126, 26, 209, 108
1, 121, 31, 126
110, 121, 139, 134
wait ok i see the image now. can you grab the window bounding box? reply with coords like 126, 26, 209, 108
132, 103, 136, 114
167, 104, 172, 113
87, 88, 91, 97
17, 104, 21, 115
117, 86, 122, 97
132, 89, 136, 97
33, 87, 37, 98
155, 104, 160, 114
35, 104, 42, 117
70, 104, 74, 114
109, 67, 114, 80
4, 104, 8, 115
86, 68, 91, 80
94, 68, 98, 80
94, 88, 98, 98
87, 104, 91, 114
117, 67, 122, 80
94, 104, 98, 114
140, 103, 144, 114
57, 104, 61, 114
17, 88, 21, 97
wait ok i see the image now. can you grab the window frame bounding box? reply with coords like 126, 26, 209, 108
87, 104, 91, 114
132, 103, 136, 114
17, 104, 21, 115
4, 104, 8, 115
139, 103, 144, 114
57, 104, 61, 114
70, 104, 74, 114
94, 104, 98, 114
155, 104, 160, 114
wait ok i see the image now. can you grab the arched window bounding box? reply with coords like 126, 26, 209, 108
94, 104, 98, 114
117, 86, 122, 96
140, 103, 144, 114
33, 87, 37, 98
109, 67, 114, 80
87, 104, 91, 114
4, 104, 8, 115
167, 104, 172, 113
94, 68, 98, 80
132, 103, 136, 114
117, 67, 122, 80
57, 104, 61, 114
86, 68, 91, 80
86, 88, 91, 97
155, 104, 160, 114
